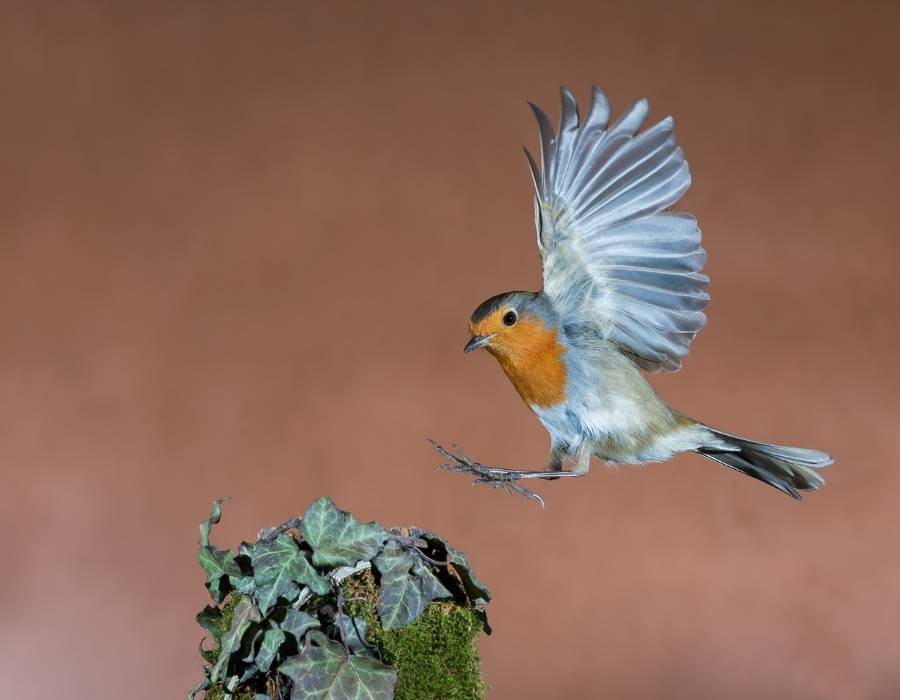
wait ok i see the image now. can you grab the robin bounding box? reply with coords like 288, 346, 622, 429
449, 86, 832, 500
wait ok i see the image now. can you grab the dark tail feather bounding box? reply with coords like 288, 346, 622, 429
697, 428, 833, 500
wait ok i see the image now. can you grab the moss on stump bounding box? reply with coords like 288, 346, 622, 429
344, 569, 486, 700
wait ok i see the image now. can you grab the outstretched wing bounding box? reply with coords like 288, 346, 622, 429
525, 86, 709, 372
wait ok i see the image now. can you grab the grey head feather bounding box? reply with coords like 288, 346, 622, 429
469, 291, 557, 327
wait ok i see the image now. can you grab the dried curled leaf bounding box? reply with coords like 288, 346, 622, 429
199, 497, 228, 548
197, 498, 242, 603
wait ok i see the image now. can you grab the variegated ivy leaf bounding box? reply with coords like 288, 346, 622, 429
373, 540, 451, 630
210, 597, 261, 683
273, 608, 319, 643
196, 605, 223, 637
417, 529, 492, 605
229, 573, 257, 596
248, 534, 329, 615
279, 635, 396, 700
198, 545, 241, 603
255, 628, 285, 673
335, 615, 373, 656
229, 543, 257, 596
197, 501, 241, 605
241, 627, 264, 663
299, 498, 386, 568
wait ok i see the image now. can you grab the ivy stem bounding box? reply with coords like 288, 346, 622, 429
334, 585, 351, 656
292, 560, 372, 611
257, 517, 303, 542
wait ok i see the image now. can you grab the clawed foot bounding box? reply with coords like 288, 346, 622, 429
430, 440, 578, 508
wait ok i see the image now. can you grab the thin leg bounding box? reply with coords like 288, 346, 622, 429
429, 440, 591, 507
547, 441, 566, 472
570, 442, 592, 476
431, 440, 589, 480
475, 467, 583, 481
541, 443, 564, 481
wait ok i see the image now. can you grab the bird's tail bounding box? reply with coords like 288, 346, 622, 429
696, 427, 833, 499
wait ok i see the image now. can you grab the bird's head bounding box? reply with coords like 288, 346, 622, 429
464, 291, 558, 358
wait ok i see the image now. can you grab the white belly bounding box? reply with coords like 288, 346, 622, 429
531, 397, 719, 465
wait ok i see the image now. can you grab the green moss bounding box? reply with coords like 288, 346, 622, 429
201, 685, 257, 700
203, 594, 260, 700
215, 594, 240, 655
344, 570, 487, 700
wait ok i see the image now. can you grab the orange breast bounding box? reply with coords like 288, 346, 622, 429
488, 319, 567, 408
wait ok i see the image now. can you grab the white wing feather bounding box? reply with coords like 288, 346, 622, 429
526, 86, 709, 372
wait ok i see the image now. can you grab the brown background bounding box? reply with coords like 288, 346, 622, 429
3, 2, 899, 698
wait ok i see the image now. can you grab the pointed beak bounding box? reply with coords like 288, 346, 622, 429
464, 334, 493, 353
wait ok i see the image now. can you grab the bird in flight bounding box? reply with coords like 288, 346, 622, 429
441, 86, 832, 502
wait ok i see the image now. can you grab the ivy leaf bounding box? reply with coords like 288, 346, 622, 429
255, 628, 285, 673
299, 498, 386, 568
210, 598, 261, 683
229, 573, 257, 596
197, 498, 242, 603
241, 627, 264, 663
198, 546, 241, 603
199, 497, 229, 548
273, 608, 320, 643
373, 540, 451, 630
229, 544, 257, 595
335, 615, 372, 656
248, 534, 329, 614
280, 636, 396, 700
196, 605, 223, 637
417, 529, 492, 605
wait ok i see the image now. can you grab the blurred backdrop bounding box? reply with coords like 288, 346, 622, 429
3, 2, 899, 698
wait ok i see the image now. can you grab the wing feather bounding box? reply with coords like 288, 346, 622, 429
527, 102, 557, 195
529, 87, 708, 371
552, 87, 580, 188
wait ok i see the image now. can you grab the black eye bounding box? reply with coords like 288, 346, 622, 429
502, 310, 518, 326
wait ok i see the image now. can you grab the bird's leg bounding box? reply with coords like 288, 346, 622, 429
490, 441, 591, 479
547, 440, 566, 472
429, 440, 592, 507
432, 441, 585, 480
542, 440, 568, 481
570, 442, 592, 476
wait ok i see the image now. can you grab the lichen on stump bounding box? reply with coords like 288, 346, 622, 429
189, 498, 490, 700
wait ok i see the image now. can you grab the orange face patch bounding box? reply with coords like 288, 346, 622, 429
470, 308, 566, 408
